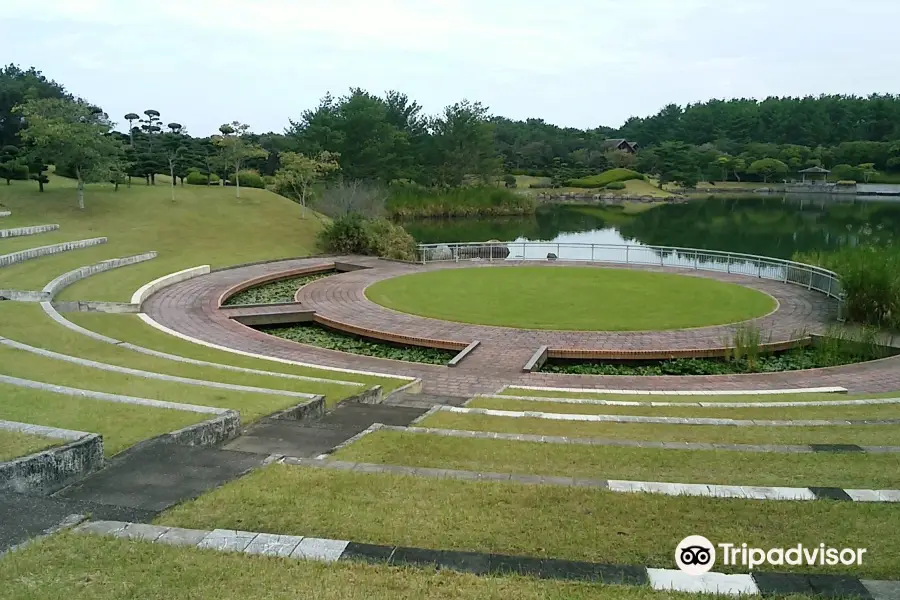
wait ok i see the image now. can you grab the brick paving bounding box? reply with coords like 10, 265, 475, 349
144, 257, 900, 396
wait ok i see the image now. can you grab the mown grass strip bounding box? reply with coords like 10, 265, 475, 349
467, 396, 900, 420
497, 389, 889, 403
332, 430, 900, 489
0, 383, 204, 456
67, 312, 405, 391
157, 465, 900, 578
0, 533, 714, 600
419, 412, 900, 446
0, 428, 60, 461
0, 303, 355, 405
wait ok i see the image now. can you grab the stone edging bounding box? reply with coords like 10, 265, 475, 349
42, 252, 158, 300
0, 224, 59, 238
472, 393, 900, 409
0, 421, 103, 494
0, 237, 107, 269
0, 335, 321, 400
0, 211, 10, 218
40, 302, 365, 388
448, 341, 480, 367
283, 456, 900, 503
363, 424, 900, 454
438, 406, 900, 427
75, 520, 900, 598
500, 384, 850, 396
131, 265, 211, 308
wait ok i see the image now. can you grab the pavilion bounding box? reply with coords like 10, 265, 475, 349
799, 166, 831, 184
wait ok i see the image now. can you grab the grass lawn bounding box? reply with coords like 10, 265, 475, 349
365, 267, 776, 331
333, 430, 900, 488
419, 412, 900, 446
497, 389, 887, 403
0, 303, 359, 405
0, 175, 322, 300
0, 345, 302, 423
0, 534, 721, 600
0, 383, 204, 456
0, 429, 60, 461
157, 465, 900, 578
66, 312, 405, 391
467, 396, 900, 420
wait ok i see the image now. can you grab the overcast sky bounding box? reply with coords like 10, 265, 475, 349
4, 0, 899, 136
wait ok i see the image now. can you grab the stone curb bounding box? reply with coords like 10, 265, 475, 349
314, 423, 384, 459
39, 302, 365, 388
0, 224, 59, 238
42, 252, 158, 300
282, 457, 900, 503
448, 341, 480, 368
501, 384, 850, 397
369, 424, 900, 454
136, 312, 418, 383
475, 393, 899, 409
73, 520, 900, 598
0, 237, 107, 269
0, 336, 320, 400
0, 423, 104, 495
131, 265, 210, 308
439, 406, 900, 427
0, 211, 10, 218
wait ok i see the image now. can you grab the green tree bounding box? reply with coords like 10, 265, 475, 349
649, 141, 701, 188
0, 64, 70, 149
213, 122, 267, 198
161, 123, 189, 200
0, 145, 28, 184
857, 162, 878, 183
430, 100, 501, 186
274, 150, 340, 218
16, 98, 123, 209
747, 158, 789, 183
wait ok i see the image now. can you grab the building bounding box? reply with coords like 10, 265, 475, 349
798, 166, 831, 184
601, 139, 640, 154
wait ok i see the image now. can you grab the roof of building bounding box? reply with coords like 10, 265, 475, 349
799, 166, 831, 173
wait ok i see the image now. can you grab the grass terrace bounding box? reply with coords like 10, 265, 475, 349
0, 428, 61, 461
495, 388, 872, 403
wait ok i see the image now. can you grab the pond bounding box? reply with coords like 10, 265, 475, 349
402, 195, 900, 260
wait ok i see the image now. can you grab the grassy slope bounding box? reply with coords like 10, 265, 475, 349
0, 383, 204, 456
157, 465, 900, 578
334, 430, 900, 488
0, 429, 59, 461
0, 534, 716, 600
420, 412, 900, 446
0, 175, 323, 301
366, 266, 775, 331
66, 312, 405, 391
496, 389, 896, 403
467, 396, 900, 420
0, 303, 358, 405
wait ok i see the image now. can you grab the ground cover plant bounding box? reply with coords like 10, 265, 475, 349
365, 266, 775, 331
418, 412, 900, 446
334, 429, 900, 488
386, 185, 535, 218
567, 168, 646, 189
157, 465, 900, 578
0, 429, 60, 461
261, 323, 455, 364
222, 271, 334, 306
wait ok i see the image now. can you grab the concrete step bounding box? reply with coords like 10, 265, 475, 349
385, 392, 469, 407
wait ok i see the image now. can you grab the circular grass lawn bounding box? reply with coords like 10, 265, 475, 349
365, 266, 777, 331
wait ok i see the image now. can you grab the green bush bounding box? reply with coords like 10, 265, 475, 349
836, 180, 857, 186
317, 214, 417, 261
386, 184, 535, 218
605, 181, 627, 190
185, 170, 220, 185
567, 168, 645, 189
529, 181, 554, 189
230, 170, 265, 189
502, 174, 517, 188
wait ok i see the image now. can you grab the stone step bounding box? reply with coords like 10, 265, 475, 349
385, 391, 469, 407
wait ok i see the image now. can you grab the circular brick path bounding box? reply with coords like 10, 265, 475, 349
144, 257, 900, 396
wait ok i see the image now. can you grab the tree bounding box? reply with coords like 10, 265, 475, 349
213, 122, 267, 198
648, 141, 701, 188
0, 64, 70, 149
0, 145, 28, 184
274, 151, 340, 218
139, 109, 162, 183
604, 149, 637, 170
161, 123, 188, 201
747, 158, 789, 183
857, 162, 878, 183
124, 113, 140, 145
27, 154, 49, 192
430, 100, 501, 186
16, 98, 123, 209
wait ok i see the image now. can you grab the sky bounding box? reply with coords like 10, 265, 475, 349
4, 0, 899, 136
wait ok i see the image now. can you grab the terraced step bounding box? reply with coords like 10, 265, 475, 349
0, 211, 10, 218
0, 237, 107, 269
0, 224, 59, 239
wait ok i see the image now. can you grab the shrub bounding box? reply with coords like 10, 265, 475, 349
363, 218, 418, 261
230, 170, 265, 189
529, 181, 554, 189
186, 170, 220, 185
567, 168, 645, 189
386, 184, 535, 218
836, 180, 857, 186
503, 174, 517, 188
605, 181, 627, 190
830, 164, 862, 182
317, 214, 417, 261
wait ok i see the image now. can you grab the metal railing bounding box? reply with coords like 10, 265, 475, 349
417, 241, 844, 310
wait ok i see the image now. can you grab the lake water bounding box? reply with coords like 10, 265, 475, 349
403, 195, 900, 261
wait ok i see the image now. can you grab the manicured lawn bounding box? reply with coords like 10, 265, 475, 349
0, 303, 359, 405
0, 534, 715, 600
0, 429, 59, 461
467, 396, 900, 420
497, 389, 881, 403
0, 383, 204, 456
419, 412, 900, 446
333, 430, 900, 488
0, 176, 322, 300
365, 267, 776, 331
66, 312, 406, 391
157, 465, 900, 578
0, 345, 301, 423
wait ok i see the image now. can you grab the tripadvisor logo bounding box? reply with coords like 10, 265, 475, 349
675, 536, 868, 575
